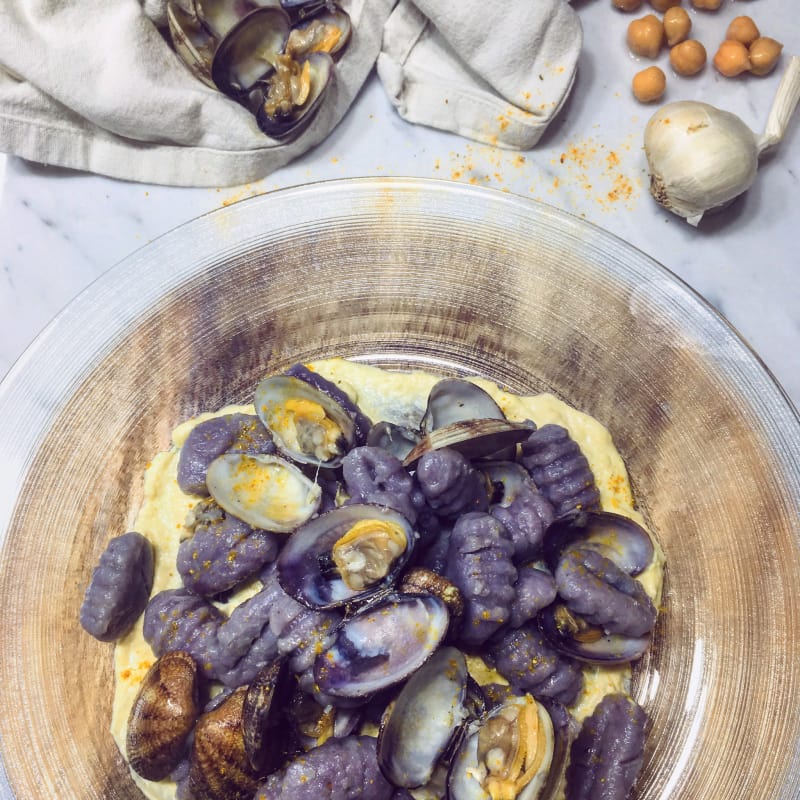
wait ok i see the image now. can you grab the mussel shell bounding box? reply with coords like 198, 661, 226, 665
126, 651, 201, 782
538, 603, 652, 664
188, 687, 262, 800
367, 421, 422, 462
314, 593, 450, 698
403, 419, 533, 468
210, 6, 291, 98
542, 511, 654, 576
254, 371, 355, 467
447, 695, 556, 800
378, 647, 471, 789
253, 51, 333, 140
277, 503, 417, 610
167, 2, 219, 88
421, 379, 506, 434
206, 452, 322, 532
242, 657, 293, 771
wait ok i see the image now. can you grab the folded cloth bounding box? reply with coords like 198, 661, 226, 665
0, 0, 393, 187
0, 0, 580, 186
377, 0, 582, 150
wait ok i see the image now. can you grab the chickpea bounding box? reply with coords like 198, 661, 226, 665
713, 40, 751, 77
613, 0, 643, 10
669, 39, 707, 76
749, 37, 783, 76
663, 6, 691, 46
649, 0, 681, 12
627, 15, 664, 58
632, 66, 667, 102
690, 0, 722, 9
726, 16, 760, 47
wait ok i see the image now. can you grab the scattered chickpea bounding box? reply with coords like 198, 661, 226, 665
690, 0, 722, 9
669, 39, 707, 76
649, 0, 681, 12
663, 7, 691, 46
632, 66, 667, 102
726, 16, 760, 47
749, 37, 783, 76
613, 0, 644, 11
713, 40, 751, 77
627, 14, 664, 58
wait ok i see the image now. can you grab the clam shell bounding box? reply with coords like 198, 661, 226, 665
377, 647, 470, 789
206, 452, 321, 532
242, 658, 292, 771
402, 419, 533, 468
167, 2, 219, 88
314, 594, 450, 698
285, 6, 352, 59
542, 511, 655, 576
197, 0, 281, 40
188, 687, 261, 800
210, 6, 291, 97
126, 651, 201, 782
421, 379, 506, 434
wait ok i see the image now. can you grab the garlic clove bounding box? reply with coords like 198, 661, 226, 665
644, 101, 758, 225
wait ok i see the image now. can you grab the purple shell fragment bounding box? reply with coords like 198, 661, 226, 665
80, 531, 154, 642
566, 693, 648, 800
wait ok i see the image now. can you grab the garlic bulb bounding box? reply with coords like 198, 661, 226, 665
644, 55, 800, 226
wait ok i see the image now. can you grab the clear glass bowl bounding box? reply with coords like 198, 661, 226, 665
1, 178, 798, 799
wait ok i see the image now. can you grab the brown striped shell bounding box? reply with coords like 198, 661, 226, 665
188, 687, 262, 800
126, 650, 201, 781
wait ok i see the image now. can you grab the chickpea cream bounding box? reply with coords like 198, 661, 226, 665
111, 358, 665, 800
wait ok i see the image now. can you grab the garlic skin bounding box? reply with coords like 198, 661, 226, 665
644, 101, 758, 226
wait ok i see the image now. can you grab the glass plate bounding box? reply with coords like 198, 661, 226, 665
0, 177, 798, 799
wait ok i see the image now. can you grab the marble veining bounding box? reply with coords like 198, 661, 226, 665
0, 0, 798, 408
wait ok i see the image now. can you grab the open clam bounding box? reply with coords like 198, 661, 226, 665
255, 373, 358, 467
447, 694, 557, 800
421, 379, 507, 434
277, 504, 417, 610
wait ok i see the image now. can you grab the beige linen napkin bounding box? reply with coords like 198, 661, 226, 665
0, 0, 581, 186
0, 0, 392, 187
378, 0, 582, 149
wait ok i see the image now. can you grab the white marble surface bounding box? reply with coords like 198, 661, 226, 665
1, 0, 799, 408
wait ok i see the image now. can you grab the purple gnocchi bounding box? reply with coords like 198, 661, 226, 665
253, 735, 394, 800
416, 448, 490, 519
445, 512, 517, 645
566, 693, 648, 800
80, 531, 154, 642
556, 548, 657, 637
491, 624, 584, 706
178, 500, 280, 597
521, 424, 601, 518
509, 563, 558, 628
342, 446, 420, 523
143, 589, 226, 681
177, 413, 274, 496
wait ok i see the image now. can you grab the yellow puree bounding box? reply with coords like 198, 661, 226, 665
111, 359, 665, 800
